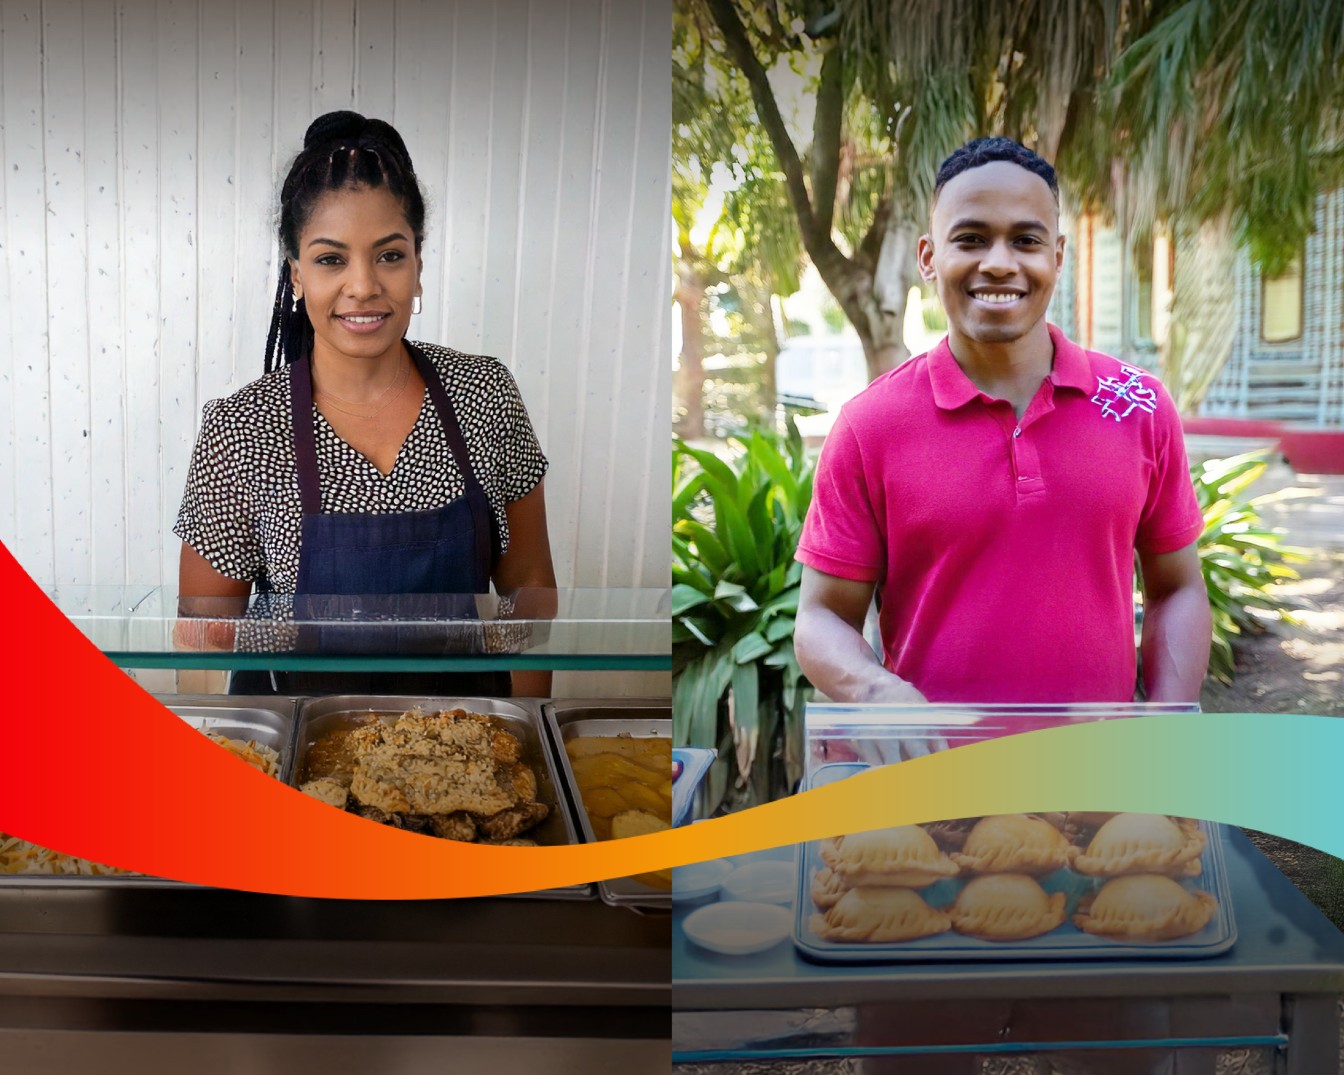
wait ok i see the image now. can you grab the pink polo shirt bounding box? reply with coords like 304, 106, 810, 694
796, 324, 1204, 704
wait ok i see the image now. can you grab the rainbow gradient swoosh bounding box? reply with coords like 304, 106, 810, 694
1, 541, 1339, 897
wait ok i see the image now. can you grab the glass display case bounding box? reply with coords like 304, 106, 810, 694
671, 703, 1344, 1072
798, 702, 1228, 964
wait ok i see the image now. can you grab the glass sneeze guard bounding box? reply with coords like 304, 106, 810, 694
49, 586, 671, 672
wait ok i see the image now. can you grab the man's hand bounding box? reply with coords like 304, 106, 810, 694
795, 565, 941, 763
794, 565, 929, 704
852, 677, 930, 705
852, 733, 949, 766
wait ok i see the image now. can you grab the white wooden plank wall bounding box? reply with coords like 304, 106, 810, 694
1, 2, 53, 583
0, 0, 672, 594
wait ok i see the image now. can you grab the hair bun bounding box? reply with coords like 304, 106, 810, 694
361, 118, 414, 171
304, 110, 368, 150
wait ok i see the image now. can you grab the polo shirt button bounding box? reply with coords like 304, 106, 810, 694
1013, 427, 1021, 437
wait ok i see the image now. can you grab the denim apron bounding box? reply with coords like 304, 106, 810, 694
229, 343, 510, 697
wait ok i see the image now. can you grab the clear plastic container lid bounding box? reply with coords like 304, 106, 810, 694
804, 702, 1200, 781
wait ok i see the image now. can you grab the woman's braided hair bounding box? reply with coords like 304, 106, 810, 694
264, 111, 428, 372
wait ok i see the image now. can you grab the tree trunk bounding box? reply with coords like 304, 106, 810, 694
759, 298, 779, 422
871, 220, 922, 371
813, 221, 918, 383
673, 257, 709, 439
701, 0, 917, 384
832, 273, 908, 383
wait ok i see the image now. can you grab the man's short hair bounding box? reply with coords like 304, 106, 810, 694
934, 137, 1059, 202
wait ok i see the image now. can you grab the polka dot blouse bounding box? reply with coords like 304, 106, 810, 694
174, 342, 548, 593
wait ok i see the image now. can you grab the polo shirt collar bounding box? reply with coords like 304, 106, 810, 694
1045, 323, 1094, 394
928, 322, 1092, 411
927, 336, 981, 410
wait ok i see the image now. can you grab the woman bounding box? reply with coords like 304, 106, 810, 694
174, 111, 556, 696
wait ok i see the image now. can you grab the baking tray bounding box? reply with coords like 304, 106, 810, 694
291, 695, 591, 901
544, 700, 672, 911
794, 762, 1236, 963
0, 695, 300, 887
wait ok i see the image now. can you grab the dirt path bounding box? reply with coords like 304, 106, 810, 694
1200, 550, 1344, 720
1197, 465, 1344, 933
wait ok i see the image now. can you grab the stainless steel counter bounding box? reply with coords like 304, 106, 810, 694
0, 887, 669, 1074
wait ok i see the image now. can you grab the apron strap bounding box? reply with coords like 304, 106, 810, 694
289, 355, 323, 516
289, 344, 497, 571
408, 343, 496, 571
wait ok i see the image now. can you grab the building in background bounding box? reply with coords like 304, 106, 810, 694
1064, 195, 1344, 432
1201, 193, 1344, 429
1061, 194, 1344, 472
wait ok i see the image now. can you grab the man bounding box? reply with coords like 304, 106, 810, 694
794, 137, 1211, 705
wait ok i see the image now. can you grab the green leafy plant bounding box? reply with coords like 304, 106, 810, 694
1191, 452, 1307, 681
672, 422, 815, 813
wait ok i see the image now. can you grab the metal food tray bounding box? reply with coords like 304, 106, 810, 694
169, 696, 300, 785
0, 694, 300, 888
292, 695, 591, 901
794, 762, 1236, 963
544, 700, 672, 911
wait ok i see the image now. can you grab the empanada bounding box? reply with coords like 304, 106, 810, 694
1073, 874, 1217, 941
1172, 816, 1202, 840
1072, 814, 1206, 878
950, 814, 1077, 876
922, 817, 981, 853
948, 873, 1067, 941
810, 866, 849, 911
820, 827, 959, 888
810, 886, 952, 943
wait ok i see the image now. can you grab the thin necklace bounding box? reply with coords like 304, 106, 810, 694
314, 358, 411, 419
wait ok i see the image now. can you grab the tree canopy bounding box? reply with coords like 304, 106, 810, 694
838, 0, 1344, 270
679, 0, 1344, 401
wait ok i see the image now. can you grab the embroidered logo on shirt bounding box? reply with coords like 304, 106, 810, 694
1091, 365, 1158, 421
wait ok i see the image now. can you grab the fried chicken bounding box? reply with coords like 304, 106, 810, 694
477, 802, 550, 842
430, 812, 478, 842
299, 777, 350, 810
507, 763, 537, 803
308, 709, 548, 844
349, 802, 403, 828
347, 711, 519, 816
